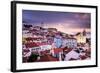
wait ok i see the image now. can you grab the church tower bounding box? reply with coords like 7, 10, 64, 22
83, 29, 86, 36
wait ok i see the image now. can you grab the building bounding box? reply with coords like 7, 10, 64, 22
64, 49, 80, 61
62, 37, 77, 49
48, 28, 57, 33
33, 26, 42, 30
76, 30, 86, 43
22, 30, 29, 34
22, 32, 33, 38
66, 38, 77, 48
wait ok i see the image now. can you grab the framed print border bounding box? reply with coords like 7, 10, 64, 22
11, 1, 98, 72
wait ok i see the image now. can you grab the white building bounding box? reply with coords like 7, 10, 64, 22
22, 30, 29, 34
23, 31, 33, 38
64, 50, 80, 61
62, 38, 77, 49
40, 45, 52, 51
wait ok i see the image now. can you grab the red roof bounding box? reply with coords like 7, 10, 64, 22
25, 37, 43, 41
25, 42, 39, 48
25, 42, 51, 48
53, 48, 63, 54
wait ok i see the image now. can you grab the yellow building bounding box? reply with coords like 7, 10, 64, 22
76, 30, 86, 43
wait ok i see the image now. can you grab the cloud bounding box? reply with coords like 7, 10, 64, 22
22, 10, 91, 29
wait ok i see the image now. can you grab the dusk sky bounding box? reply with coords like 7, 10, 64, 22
22, 10, 91, 34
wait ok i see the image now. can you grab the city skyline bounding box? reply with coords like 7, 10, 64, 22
22, 10, 91, 34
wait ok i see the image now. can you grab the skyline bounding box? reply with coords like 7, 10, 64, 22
22, 10, 91, 34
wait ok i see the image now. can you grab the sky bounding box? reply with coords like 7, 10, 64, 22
22, 10, 91, 34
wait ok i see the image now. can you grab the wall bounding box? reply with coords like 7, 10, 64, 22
0, 0, 99, 73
